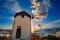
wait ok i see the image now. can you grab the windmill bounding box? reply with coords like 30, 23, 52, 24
31, 0, 49, 34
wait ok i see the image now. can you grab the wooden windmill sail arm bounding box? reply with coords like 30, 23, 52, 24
32, 0, 44, 6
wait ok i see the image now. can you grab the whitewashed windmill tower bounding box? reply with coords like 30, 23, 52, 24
12, 11, 31, 40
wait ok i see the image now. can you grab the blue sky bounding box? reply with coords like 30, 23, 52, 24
0, 0, 60, 34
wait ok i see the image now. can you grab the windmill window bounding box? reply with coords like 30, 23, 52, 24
21, 15, 24, 18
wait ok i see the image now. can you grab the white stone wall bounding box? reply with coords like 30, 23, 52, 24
12, 15, 31, 40
55, 31, 60, 37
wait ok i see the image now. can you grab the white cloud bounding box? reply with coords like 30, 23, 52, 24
42, 0, 53, 8
41, 24, 54, 29
11, 2, 21, 12
42, 19, 60, 29
3, 0, 21, 13
50, 20, 60, 24
0, 26, 12, 30
31, 19, 60, 33
10, 17, 14, 21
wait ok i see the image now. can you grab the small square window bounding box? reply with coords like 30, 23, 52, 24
21, 15, 24, 18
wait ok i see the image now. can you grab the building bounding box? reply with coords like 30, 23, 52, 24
55, 31, 60, 37
0, 32, 11, 40
12, 11, 31, 40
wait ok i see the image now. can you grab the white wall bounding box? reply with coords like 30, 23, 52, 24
12, 15, 31, 40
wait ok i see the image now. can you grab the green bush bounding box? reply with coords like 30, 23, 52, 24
47, 35, 56, 40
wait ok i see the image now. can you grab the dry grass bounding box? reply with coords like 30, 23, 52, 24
32, 33, 47, 40
0, 36, 11, 40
